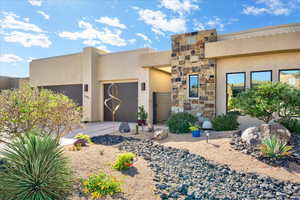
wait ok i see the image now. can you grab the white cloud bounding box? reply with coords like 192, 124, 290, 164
242, 0, 296, 16
3, 31, 51, 48
37, 11, 50, 20
194, 17, 238, 32
96, 45, 110, 52
27, 57, 36, 62
160, 0, 199, 15
95, 16, 127, 29
0, 54, 23, 63
28, 0, 42, 6
136, 33, 152, 43
136, 8, 186, 35
0, 12, 44, 32
59, 20, 127, 46
128, 38, 136, 44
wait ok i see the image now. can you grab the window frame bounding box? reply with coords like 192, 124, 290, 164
250, 70, 272, 88
278, 68, 300, 88
226, 72, 246, 113
188, 74, 199, 99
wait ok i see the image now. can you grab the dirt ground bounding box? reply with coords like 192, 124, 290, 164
65, 144, 159, 200
106, 131, 300, 183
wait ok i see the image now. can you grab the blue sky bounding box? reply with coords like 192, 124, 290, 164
1, 0, 300, 77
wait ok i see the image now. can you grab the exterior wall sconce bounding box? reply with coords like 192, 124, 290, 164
84, 84, 88, 92
141, 82, 146, 91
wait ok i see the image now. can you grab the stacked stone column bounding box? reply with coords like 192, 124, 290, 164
171, 29, 217, 119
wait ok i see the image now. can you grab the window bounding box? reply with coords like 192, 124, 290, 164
188, 74, 199, 98
251, 70, 272, 88
226, 72, 246, 112
279, 69, 300, 89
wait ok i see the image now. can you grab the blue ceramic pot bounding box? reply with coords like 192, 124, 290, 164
191, 130, 202, 137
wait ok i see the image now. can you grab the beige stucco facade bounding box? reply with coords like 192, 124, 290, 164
30, 22, 300, 127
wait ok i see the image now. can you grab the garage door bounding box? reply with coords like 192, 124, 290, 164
104, 82, 138, 122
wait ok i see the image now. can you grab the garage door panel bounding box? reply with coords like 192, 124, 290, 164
104, 82, 138, 122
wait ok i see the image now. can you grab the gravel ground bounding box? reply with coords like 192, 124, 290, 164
90, 135, 300, 200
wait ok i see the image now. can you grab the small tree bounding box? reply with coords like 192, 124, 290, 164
234, 82, 300, 123
0, 85, 82, 142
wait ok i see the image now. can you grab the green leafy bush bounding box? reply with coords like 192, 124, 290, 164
0, 132, 73, 200
82, 172, 121, 199
277, 118, 300, 134
75, 133, 93, 144
167, 112, 197, 133
113, 152, 136, 171
0, 84, 82, 141
234, 82, 300, 123
212, 113, 239, 131
260, 136, 292, 158
137, 105, 148, 121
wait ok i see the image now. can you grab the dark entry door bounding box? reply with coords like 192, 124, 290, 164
153, 92, 171, 124
104, 82, 138, 122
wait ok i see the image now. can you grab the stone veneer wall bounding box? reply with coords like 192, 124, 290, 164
171, 29, 217, 119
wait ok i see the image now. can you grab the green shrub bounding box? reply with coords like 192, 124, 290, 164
137, 105, 148, 121
212, 113, 239, 131
277, 118, 300, 134
75, 133, 93, 144
0, 84, 82, 141
113, 152, 136, 171
0, 132, 73, 200
260, 136, 292, 158
234, 82, 300, 123
167, 112, 197, 133
82, 172, 121, 199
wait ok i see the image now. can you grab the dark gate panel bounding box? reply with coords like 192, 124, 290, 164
153, 92, 171, 124
104, 82, 138, 122
41, 84, 83, 106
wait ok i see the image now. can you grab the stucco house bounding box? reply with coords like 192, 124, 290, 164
30, 23, 300, 127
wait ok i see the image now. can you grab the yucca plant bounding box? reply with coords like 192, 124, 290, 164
0, 132, 73, 200
260, 136, 292, 158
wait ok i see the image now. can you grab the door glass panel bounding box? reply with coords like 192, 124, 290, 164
226, 73, 245, 112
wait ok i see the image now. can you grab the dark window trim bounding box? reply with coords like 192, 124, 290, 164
250, 70, 272, 88
188, 74, 199, 98
226, 72, 246, 113
278, 68, 300, 82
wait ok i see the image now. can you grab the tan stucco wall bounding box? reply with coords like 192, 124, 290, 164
216, 51, 300, 127
30, 53, 83, 86
206, 32, 300, 58
97, 48, 152, 122
140, 50, 171, 67
148, 68, 171, 123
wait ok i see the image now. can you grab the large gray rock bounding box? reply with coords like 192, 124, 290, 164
259, 123, 291, 144
119, 122, 130, 133
153, 129, 168, 140
241, 123, 291, 145
241, 127, 261, 145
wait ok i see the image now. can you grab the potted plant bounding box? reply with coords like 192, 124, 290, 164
137, 105, 148, 126
189, 124, 202, 137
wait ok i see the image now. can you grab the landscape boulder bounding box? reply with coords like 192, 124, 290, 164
119, 122, 131, 133
241, 123, 291, 145
152, 129, 168, 140
241, 127, 261, 145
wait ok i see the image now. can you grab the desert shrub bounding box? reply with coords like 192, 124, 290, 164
167, 112, 197, 133
212, 113, 239, 131
0, 84, 82, 141
82, 172, 121, 198
113, 152, 136, 171
0, 132, 73, 200
75, 133, 93, 144
234, 82, 300, 123
260, 136, 292, 158
137, 105, 148, 121
277, 118, 300, 134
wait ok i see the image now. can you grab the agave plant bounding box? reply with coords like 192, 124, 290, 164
260, 136, 292, 158
0, 132, 73, 200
